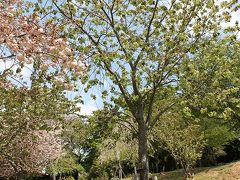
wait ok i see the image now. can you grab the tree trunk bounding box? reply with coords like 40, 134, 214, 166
119, 161, 123, 180
133, 166, 139, 180
155, 159, 160, 173
138, 121, 148, 180
183, 165, 194, 180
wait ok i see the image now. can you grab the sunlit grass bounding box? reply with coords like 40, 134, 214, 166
123, 161, 240, 180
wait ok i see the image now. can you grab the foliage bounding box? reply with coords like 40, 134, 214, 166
180, 38, 240, 130
48, 152, 85, 176
62, 116, 89, 155
96, 121, 138, 179
60, 176, 75, 180
98, 134, 138, 165
88, 164, 110, 180
151, 38, 240, 178
179, 38, 240, 164
153, 110, 206, 179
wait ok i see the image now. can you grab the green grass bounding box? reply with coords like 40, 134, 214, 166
123, 161, 240, 180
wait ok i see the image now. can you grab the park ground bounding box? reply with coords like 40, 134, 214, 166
124, 161, 240, 180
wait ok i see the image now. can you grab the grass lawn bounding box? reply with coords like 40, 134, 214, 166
123, 161, 240, 180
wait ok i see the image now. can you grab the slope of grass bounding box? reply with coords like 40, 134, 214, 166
123, 161, 240, 180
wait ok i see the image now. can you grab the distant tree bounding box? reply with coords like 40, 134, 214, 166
97, 121, 138, 179
0, 70, 79, 178
179, 37, 240, 166
153, 110, 206, 179
61, 107, 138, 179
0, 129, 63, 179
180, 37, 240, 131
48, 152, 85, 180
153, 37, 240, 178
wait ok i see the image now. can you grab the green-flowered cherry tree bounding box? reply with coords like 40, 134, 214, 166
35, 0, 239, 179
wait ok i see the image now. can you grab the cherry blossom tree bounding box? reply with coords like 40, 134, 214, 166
0, 82, 74, 178
0, 130, 63, 178
0, 0, 85, 90
0, 1, 84, 178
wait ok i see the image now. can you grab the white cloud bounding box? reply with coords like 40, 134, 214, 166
76, 98, 99, 116
79, 104, 98, 116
